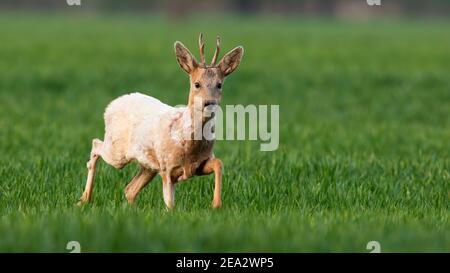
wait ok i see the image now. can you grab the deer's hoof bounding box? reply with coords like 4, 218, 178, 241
77, 193, 90, 207
212, 201, 222, 209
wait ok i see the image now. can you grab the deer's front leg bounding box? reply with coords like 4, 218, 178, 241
162, 174, 175, 209
198, 158, 223, 209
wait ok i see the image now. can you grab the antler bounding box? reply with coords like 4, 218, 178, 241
211, 36, 221, 65
198, 33, 205, 65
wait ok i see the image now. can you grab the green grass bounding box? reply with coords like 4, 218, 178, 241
0, 14, 449, 252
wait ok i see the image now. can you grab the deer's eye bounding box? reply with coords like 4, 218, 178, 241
217, 83, 222, 89
194, 82, 201, 89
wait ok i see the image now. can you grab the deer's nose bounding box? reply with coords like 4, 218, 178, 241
203, 100, 218, 107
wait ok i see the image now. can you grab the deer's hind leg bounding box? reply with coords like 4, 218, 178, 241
78, 138, 103, 206
125, 167, 157, 204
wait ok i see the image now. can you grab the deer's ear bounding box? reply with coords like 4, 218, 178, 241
218, 46, 244, 76
174, 41, 198, 74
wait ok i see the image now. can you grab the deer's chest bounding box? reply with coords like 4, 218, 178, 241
156, 139, 214, 182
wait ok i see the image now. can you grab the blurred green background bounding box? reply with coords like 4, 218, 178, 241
0, 1, 448, 252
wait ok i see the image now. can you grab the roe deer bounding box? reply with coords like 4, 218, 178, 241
78, 34, 244, 209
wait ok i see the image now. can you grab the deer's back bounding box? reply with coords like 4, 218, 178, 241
101, 92, 175, 168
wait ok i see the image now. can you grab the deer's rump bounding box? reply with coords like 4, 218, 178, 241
100, 92, 175, 169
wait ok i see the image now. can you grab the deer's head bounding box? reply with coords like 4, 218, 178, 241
174, 34, 244, 112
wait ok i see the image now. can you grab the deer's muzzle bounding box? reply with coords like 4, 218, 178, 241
203, 100, 218, 107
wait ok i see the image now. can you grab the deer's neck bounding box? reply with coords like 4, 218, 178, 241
183, 106, 215, 152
